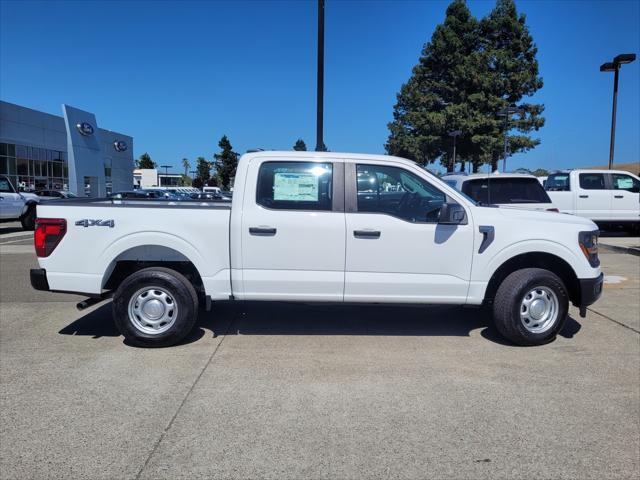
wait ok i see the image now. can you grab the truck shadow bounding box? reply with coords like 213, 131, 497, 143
59, 301, 582, 347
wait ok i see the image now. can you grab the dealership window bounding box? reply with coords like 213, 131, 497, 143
256, 161, 333, 211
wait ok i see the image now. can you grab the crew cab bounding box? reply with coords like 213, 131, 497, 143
0, 175, 39, 230
31, 152, 603, 347
545, 169, 640, 232
442, 173, 558, 212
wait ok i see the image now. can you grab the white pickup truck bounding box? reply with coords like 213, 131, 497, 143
545, 169, 640, 233
0, 175, 39, 230
31, 151, 603, 347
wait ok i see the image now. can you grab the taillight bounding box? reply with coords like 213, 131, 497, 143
546, 208, 560, 212
34, 218, 66, 257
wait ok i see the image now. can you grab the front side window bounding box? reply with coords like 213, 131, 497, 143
356, 164, 446, 223
611, 174, 640, 193
257, 161, 333, 211
461, 178, 551, 204
579, 173, 605, 190
0, 177, 13, 193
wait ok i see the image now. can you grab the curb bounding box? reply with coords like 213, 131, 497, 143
599, 243, 640, 257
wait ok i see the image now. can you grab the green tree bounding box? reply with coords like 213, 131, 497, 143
386, 0, 544, 172
480, 0, 545, 170
531, 168, 549, 177
136, 152, 156, 169
193, 156, 211, 189
179, 174, 192, 187
293, 139, 307, 151
182, 158, 190, 177
213, 135, 239, 189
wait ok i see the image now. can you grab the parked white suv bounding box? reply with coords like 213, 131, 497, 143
443, 173, 558, 212
0, 175, 39, 230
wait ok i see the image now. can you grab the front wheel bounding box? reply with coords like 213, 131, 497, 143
20, 205, 36, 230
493, 268, 569, 346
113, 267, 199, 347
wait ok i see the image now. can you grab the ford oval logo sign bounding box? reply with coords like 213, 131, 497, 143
114, 140, 128, 152
76, 122, 94, 136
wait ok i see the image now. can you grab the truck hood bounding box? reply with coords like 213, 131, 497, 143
20, 192, 40, 202
473, 205, 597, 229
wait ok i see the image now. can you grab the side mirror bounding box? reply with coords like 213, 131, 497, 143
438, 202, 466, 225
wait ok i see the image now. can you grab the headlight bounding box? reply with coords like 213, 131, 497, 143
578, 230, 600, 267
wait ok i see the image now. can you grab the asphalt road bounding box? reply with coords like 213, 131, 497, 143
1, 223, 638, 479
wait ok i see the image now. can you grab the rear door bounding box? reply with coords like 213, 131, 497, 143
609, 173, 640, 222
240, 158, 346, 301
344, 162, 473, 303
576, 172, 611, 221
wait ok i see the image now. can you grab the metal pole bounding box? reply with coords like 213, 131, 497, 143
452, 136, 457, 172
608, 64, 620, 169
315, 0, 325, 152
503, 114, 508, 172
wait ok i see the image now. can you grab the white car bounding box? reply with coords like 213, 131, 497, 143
0, 175, 40, 230
545, 170, 639, 232
442, 173, 558, 212
31, 151, 603, 347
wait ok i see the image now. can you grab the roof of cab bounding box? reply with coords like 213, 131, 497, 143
240, 150, 419, 168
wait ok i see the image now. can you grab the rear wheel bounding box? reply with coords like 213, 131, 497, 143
20, 205, 36, 230
493, 268, 568, 346
113, 267, 198, 347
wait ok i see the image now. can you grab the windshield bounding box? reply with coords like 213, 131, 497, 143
421, 170, 478, 206
545, 173, 570, 191
462, 178, 552, 204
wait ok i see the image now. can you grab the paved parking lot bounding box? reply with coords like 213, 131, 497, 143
1, 223, 638, 479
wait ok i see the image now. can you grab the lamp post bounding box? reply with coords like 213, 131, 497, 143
159, 165, 171, 187
600, 53, 636, 169
497, 105, 523, 172
447, 130, 462, 173
315, 0, 325, 152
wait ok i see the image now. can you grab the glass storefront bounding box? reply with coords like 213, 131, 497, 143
0, 142, 67, 191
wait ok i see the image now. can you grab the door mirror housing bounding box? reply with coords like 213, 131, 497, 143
438, 202, 467, 225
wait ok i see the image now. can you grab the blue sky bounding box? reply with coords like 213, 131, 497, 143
1, 0, 638, 173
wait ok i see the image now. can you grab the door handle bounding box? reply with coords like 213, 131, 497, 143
249, 227, 277, 236
354, 230, 381, 239
579, 195, 589, 198
614, 195, 624, 199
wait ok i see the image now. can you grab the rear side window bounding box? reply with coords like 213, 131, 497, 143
461, 178, 551, 204
545, 173, 570, 191
611, 173, 640, 193
256, 161, 333, 211
579, 173, 605, 190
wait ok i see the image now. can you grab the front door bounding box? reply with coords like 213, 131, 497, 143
240, 159, 346, 301
0, 177, 23, 219
344, 162, 474, 303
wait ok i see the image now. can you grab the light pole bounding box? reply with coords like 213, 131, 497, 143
447, 130, 462, 173
159, 165, 171, 187
600, 53, 636, 169
497, 105, 523, 172
315, 0, 325, 152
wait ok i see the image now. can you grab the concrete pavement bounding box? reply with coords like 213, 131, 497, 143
1, 229, 638, 479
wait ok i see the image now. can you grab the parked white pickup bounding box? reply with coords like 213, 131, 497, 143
0, 175, 39, 230
545, 169, 639, 232
31, 151, 603, 347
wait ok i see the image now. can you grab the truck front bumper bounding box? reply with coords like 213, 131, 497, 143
577, 272, 604, 317
30, 268, 50, 291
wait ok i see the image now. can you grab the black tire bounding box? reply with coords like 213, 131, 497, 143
113, 267, 199, 347
20, 205, 36, 231
493, 268, 569, 346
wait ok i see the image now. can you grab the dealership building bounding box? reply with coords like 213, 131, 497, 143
0, 101, 133, 195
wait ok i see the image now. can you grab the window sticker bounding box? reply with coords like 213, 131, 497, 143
274, 172, 319, 201
616, 177, 633, 189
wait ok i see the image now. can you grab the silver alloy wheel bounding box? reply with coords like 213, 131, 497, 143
128, 286, 178, 335
519, 286, 559, 334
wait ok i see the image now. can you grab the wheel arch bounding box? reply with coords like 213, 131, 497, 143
483, 252, 581, 307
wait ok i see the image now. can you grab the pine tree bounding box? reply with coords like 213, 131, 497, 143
480, 0, 545, 171
136, 153, 156, 169
213, 135, 239, 190
193, 156, 210, 189
293, 139, 307, 151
